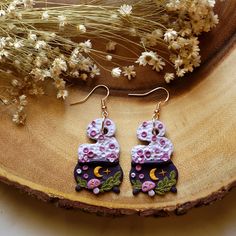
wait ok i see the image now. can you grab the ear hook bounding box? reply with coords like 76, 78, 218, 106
70, 84, 110, 120
128, 87, 169, 103
128, 87, 170, 121
70, 84, 109, 106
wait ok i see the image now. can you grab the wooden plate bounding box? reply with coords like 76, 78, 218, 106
0, 2, 236, 216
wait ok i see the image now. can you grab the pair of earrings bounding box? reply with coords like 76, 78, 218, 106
71, 85, 178, 197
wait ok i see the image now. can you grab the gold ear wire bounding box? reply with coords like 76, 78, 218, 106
128, 87, 169, 103
70, 84, 109, 107
128, 87, 170, 121
70, 85, 110, 132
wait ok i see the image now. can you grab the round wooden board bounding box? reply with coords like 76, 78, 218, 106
0, 2, 236, 216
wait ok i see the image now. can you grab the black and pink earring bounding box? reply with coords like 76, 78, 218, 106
71, 85, 123, 195
128, 87, 178, 197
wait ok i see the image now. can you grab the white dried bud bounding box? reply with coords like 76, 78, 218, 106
111, 67, 121, 78
77, 24, 86, 33
106, 55, 112, 61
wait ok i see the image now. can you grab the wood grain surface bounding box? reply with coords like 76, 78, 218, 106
0, 1, 236, 216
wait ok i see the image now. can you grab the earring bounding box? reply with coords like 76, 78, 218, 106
128, 87, 178, 197
71, 85, 123, 195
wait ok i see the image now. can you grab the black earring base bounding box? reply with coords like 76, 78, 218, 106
74, 161, 123, 195
130, 160, 178, 197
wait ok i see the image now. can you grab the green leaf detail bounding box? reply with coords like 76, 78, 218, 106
76, 176, 87, 188
131, 180, 142, 190
100, 171, 122, 192
113, 171, 122, 183
169, 170, 176, 179
154, 171, 177, 195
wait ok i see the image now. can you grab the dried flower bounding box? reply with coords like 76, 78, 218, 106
106, 55, 112, 61
77, 24, 86, 33
28, 32, 37, 42
106, 41, 117, 52
13, 40, 24, 49
58, 15, 67, 28
54, 78, 66, 89
164, 29, 178, 42
118, 4, 132, 17
152, 58, 165, 72
90, 65, 100, 78
123, 66, 136, 80
35, 40, 47, 50
164, 73, 175, 83
111, 67, 122, 78
42, 11, 49, 20
79, 40, 92, 53
52, 58, 67, 74
136, 51, 158, 66
57, 90, 68, 99
80, 73, 88, 81
0, 0, 218, 124
12, 111, 26, 125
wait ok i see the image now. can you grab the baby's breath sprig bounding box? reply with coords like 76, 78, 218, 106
0, 0, 219, 124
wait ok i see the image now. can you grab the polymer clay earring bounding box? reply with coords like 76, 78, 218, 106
71, 85, 123, 195
128, 87, 178, 197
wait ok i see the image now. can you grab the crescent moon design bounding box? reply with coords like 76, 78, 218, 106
149, 168, 159, 181
94, 166, 103, 178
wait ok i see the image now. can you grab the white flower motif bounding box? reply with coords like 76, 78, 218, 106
106, 41, 117, 52
169, 41, 181, 50
123, 65, 136, 80
35, 40, 47, 50
58, 15, 67, 27
42, 11, 49, 20
28, 32, 37, 42
208, 0, 216, 7
164, 29, 178, 42
79, 40, 92, 53
111, 67, 121, 78
118, 4, 132, 16
152, 58, 165, 72
19, 95, 27, 106
136, 51, 158, 66
54, 78, 66, 89
13, 40, 24, 49
106, 55, 112, 61
90, 64, 100, 78
30, 68, 49, 81
52, 58, 67, 73
77, 24, 86, 33
164, 73, 175, 83
176, 68, 186, 77
12, 112, 26, 125
174, 56, 183, 69
7, 3, 16, 13
57, 90, 68, 100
